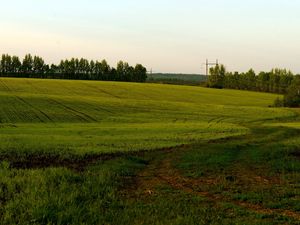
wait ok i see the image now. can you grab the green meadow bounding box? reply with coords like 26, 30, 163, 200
0, 78, 299, 224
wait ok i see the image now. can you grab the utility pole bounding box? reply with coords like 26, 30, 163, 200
147, 68, 153, 79
205, 59, 219, 76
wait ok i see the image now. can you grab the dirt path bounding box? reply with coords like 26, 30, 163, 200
130, 148, 300, 221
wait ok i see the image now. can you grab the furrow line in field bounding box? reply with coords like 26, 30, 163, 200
0, 79, 12, 92
48, 99, 97, 122
84, 83, 122, 99
77, 99, 115, 115
14, 95, 54, 122
24, 79, 44, 94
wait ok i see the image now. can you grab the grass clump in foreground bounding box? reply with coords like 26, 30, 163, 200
0, 158, 145, 225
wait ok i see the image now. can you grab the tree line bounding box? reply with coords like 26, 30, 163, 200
208, 65, 300, 107
208, 65, 296, 94
0, 54, 147, 82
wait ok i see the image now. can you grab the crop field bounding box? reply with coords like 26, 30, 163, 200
0, 78, 299, 224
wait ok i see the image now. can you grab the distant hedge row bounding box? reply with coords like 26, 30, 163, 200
0, 54, 147, 82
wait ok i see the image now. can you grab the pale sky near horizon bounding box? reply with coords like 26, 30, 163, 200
0, 0, 300, 74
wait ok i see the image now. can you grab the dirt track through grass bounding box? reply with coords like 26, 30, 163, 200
130, 143, 300, 222
124, 126, 300, 223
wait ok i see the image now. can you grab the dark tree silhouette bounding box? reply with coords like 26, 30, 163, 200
209, 65, 295, 95
0, 54, 147, 83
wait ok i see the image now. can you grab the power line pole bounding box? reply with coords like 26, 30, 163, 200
205, 59, 219, 76
206, 59, 208, 77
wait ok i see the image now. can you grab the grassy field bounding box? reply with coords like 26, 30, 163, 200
0, 78, 299, 224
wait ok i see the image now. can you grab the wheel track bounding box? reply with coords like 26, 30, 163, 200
157, 158, 300, 221
130, 145, 300, 222
14, 95, 54, 122
0, 79, 53, 122
48, 98, 97, 122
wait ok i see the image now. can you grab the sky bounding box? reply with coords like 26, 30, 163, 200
0, 0, 300, 74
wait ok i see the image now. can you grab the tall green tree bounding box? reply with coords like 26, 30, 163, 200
116, 61, 125, 81
101, 60, 110, 80
33, 56, 45, 77
284, 76, 300, 107
22, 54, 34, 76
244, 69, 256, 90
11, 56, 21, 74
257, 72, 270, 92
208, 64, 226, 89
134, 64, 147, 82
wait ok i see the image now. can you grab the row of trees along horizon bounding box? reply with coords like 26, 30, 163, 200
0, 54, 147, 82
208, 64, 300, 107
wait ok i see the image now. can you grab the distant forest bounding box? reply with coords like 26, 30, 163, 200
208, 65, 298, 94
0, 54, 147, 82
208, 65, 300, 107
147, 73, 207, 86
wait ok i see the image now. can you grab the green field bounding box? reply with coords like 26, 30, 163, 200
0, 78, 299, 224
